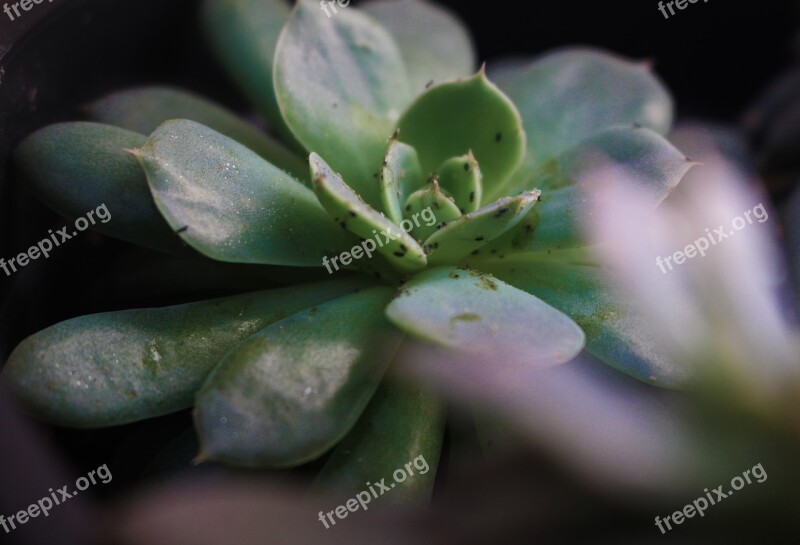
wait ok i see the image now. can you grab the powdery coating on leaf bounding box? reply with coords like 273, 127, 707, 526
274, 0, 410, 207
87, 86, 307, 179
361, 0, 476, 94
3, 279, 368, 427
195, 287, 402, 468
397, 70, 526, 199
13, 122, 185, 254
491, 47, 673, 173
385, 267, 584, 367
135, 120, 355, 266
486, 126, 692, 254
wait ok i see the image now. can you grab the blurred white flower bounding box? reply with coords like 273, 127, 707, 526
586, 124, 800, 409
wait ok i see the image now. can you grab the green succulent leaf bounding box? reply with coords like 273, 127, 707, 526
489, 48, 673, 199
134, 120, 356, 267
361, 0, 476, 95
13, 122, 185, 254
436, 151, 482, 214
485, 126, 692, 254
425, 190, 540, 265
315, 377, 445, 502
379, 134, 425, 224
481, 252, 685, 386
397, 70, 526, 199
310, 153, 427, 273
274, 0, 410, 208
86, 86, 307, 180
195, 287, 403, 468
386, 267, 584, 365
403, 178, 462, 242
201, 0, 298, 146
1, 279, 369, 428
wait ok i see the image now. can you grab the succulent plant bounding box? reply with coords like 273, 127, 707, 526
2, 0, 693, 494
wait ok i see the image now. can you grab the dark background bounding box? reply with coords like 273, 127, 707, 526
442, 0, 800, 120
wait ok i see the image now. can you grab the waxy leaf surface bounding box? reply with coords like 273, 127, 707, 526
136, 120, 355, 266
275, 0, 410, 207
386, 267, 584, 366
195, 287, 402, 468
2, 279, 368, 427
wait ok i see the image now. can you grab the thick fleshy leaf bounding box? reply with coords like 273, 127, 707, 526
425, 190, 540, 265
361, 0, 476, 95
201, 0, 298, 145
195, 287, 403, 468
134, 120, 356, 266
13, 122, 185, 254
436, 151, 483, 213
484, 126, 692, 254
315, 377, 445, 502
310, 153, 426, 272
86, 86, 307, 180
379, 134, 424, 224
480, 252, 685, 386
274, 0, 410, 207
2, 279, 369, 428
397, 70, 526, 198
385, 267, 584, 365
489, 47, 673, 198
403, 178, 462, 242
